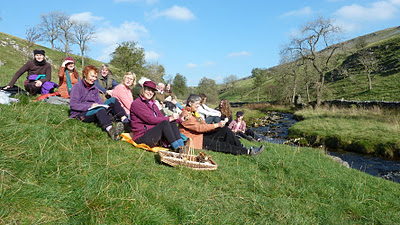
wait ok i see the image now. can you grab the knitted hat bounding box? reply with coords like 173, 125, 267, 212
64, 56, 75, 64
143, 81, 156, 90
33, 49, 45, 56
236, 111, 244, 117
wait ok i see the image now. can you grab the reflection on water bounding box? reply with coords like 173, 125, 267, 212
328, 151, 400, 183
253, 112, 400, 183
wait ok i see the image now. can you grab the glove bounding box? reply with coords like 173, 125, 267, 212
62, 60, 74, 67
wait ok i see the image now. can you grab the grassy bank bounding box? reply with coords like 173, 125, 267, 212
1, 98, 400, 224
290, 106, 400, 158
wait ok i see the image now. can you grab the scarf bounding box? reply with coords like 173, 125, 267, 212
66, 70, 79, 94
34, 59, 46, 66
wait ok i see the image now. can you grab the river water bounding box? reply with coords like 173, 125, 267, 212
253, 112, 400, 183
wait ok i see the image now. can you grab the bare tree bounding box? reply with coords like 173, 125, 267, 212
39, 11, 62, 50
279, 45, 304, 103
358, 50, 380, 90
58, 13, 74, 57
223, 74, 238, 90
72, 21, 96, 68
25, 25, 41, 48
252, 68, 268, 102
289, 16, 343, 106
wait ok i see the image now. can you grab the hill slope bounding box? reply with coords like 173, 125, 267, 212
220, 26, 400, 102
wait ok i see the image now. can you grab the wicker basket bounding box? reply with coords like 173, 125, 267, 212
158, 150, 218, 171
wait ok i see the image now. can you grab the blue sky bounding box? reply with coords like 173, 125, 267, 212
1, 0, 399, 86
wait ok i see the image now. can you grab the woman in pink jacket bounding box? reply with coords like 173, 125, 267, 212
112, 72, 136, 116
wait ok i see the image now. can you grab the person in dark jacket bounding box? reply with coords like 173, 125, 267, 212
130, 80, 184, 150
2, 49, 51, 95
69, 65, 128, 140
94, 64, 118, 98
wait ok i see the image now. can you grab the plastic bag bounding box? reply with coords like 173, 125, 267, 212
0, 91, 11, 105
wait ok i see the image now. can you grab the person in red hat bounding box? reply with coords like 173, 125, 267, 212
58, 56, 80, 98
129, 80, 185, 151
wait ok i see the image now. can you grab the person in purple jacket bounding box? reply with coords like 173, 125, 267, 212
130, 80, 184, 150
69, 65, 129, 140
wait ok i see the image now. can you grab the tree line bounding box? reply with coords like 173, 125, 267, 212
222, 17, 383, 106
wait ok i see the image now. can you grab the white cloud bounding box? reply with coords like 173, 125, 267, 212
114, 0, 158, 4
147, 5, 195, 20
390, 0, 400, 5
335, 1, 399, 21
186, 63, 197, 68
94, 21, 148, 62
95, 21, 148, 46
145, 51, 161, 61
204, 61, 216, 66
69, 12, 103, 23
281, 7, 313, 17
333, 19, 360, 33
228, 51, 252, 58
332, 0, 400, 32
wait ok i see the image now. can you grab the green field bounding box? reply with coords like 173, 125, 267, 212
1, 98, 399, 224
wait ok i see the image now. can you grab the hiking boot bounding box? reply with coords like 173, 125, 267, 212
108, 122, 124, 140
249, 145, 265, 156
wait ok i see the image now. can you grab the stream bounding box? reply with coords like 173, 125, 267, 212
252, 112, 400, 183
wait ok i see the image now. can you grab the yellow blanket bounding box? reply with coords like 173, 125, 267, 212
121, 133, 170, 152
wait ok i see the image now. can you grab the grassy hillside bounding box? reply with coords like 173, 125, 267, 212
0, 32, 123, 88
219, 26, 400, 103
1, 97, 400, 223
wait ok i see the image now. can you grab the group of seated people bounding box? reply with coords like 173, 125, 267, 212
1, 49, 265, 156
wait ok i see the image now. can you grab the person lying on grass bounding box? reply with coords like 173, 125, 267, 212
129, 80, 185, 151
228, 111, 263, 142
179, 94, 265, 156
69, 65, 129, 140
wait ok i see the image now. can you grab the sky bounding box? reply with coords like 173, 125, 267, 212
1, 0, 400, 86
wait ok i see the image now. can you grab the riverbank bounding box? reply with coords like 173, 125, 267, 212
1, 98, 400, 223
289, 106, 400, 158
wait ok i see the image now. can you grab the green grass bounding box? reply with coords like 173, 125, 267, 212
1, 97, 400, 223
290, 106, 400, 157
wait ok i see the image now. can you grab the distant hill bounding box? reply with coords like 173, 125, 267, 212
0, 32, 123, 88
219, 26, 400, 102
